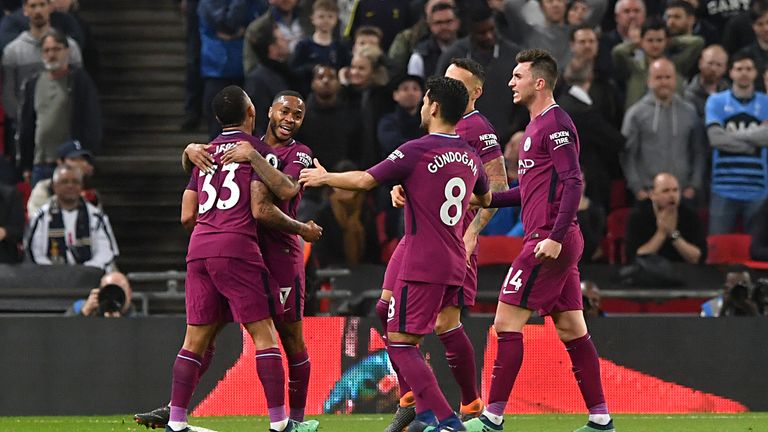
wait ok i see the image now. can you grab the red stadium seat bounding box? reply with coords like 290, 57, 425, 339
605, 207, 631, 264
609, 179, 629, 210
706, 234, 751, 265
477, 236, 524, 266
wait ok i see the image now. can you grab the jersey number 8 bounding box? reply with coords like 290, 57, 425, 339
199, 163, 240, 214
440, 177, 466, 226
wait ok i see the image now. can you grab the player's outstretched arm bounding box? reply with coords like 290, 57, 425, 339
180, 189, 199, 233
476, 187, 521, 208
222, 141, 301, 200
299, 158, 378, 191
250, 181, 323, 242
182, 143, 215, 174
465, 156, 509, 254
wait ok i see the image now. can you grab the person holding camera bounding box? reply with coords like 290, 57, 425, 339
66, 271, 134, 317
701, 267, 755, 317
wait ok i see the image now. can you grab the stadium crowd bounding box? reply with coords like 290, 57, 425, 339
0, 0, 767, 318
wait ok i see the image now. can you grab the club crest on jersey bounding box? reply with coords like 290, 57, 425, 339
523, 136, 531, 151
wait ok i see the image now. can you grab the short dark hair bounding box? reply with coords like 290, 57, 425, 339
41, 28, 69, 48
425, 76, 468, 125
354, 25, 383, 42
249, 22, 277, 62
313, 0, 338, 13
569, 23, 595, 42
430, 2, 455, 16
730, 51, 756, 69
212, 86, 250, 127
273, 90, 304, 104
450, 57, 486, 83
515, 48, 559, 89
468, 3, 494, 24
666, 0, 695, 16
641, 17, 669, 38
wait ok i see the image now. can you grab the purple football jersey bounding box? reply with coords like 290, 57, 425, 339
367, 133, 489, 285
517, 105, 582, 240
456, 110, 503, 235
186, 131, 275, 261
257, 137, 313, 263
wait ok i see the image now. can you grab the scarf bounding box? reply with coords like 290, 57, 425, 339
330, 191, 366, 266
47, 197, 92, 264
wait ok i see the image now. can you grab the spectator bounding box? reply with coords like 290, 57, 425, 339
344, 0, 415, 51
735, 6, 768, 90
621, 58, 706, 201
559, 58, 625, 211
597, 0, 645, 77
665, 0, 718, 46
66, 271, 137, 317
436, 5, 523, 140
624, 172, 706, 264
578, 176, 606, 262
701, 267, 753, 317
612, 17, 704, 110
179, 0, 204, 131
684, 44, 729, 118
406, 2, 459, 79
512, 0, 607, 29
2, 0, 82, 140
567, 0, 591, 26
26, 164, 119, 270
290, 0, 350, 96
27, 139, 98, 215
722, 0, 765, 55
750, 199, 768, 260
244, 22, 295, 135
0, 0, 84, 52
349, 24, 383, 57
312, 160, 380, 267
339, 44, 392, 167
296, 65, 361, 175
244, 0, 310, 73
753, 277, 768, 314
377, 74, 424, 157
198, 0, 262, 138
503, 0, 571, 66
17, 29, 100, 187
0, 183, 24, 263
581, 280, 606, 317
705, 52, 768, 235
701, 0, 751, 30
50, 0, 93, 67
388, 0, 455, 76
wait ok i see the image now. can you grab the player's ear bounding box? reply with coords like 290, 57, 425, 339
267, 106, 273, 117
474, 83, 483, 100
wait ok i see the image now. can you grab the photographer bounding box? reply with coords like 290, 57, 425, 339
66, 271, 135, 317
701, 267, 753, 317
581, 280, 606, 318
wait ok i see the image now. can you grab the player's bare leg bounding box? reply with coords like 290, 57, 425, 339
243, 318, 319, 432
377, 289, 416, 432
387, 332, 465, 432
435, 306, 483, 421
276, 320, 311, 422
464, 303, 532, 432
551, 311, 614, 432
165, 324, 219, 432
136, 323, 226, 429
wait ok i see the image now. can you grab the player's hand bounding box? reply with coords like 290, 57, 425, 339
299, 158, 327, 187
186, 143, 215, 173
81, 288, 100, 316
463, 230, 478, 267
390, 185, 405, 208
534, 238, 562, 260
221, 141, 255, 165
301, 220, 323, 242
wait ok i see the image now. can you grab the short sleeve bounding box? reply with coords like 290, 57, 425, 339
366, 142, 419, 185
705, 94, 723, 126
473, 161, 490, 196
283, 145, 313, 180
186, 170, 198, 191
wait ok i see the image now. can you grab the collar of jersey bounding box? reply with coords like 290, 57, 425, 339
430, 132, 460, 138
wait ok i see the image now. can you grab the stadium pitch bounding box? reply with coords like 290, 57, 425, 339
0, 413, 767, 431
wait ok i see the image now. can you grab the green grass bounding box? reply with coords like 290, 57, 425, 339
0, 413, 767, 432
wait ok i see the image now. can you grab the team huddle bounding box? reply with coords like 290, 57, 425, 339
135, 49, 614, 432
